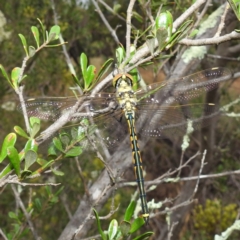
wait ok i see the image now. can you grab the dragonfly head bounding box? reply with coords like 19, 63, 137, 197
113, 73, 133, 89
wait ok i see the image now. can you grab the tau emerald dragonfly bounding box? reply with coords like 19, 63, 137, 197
21, 67, 232, 223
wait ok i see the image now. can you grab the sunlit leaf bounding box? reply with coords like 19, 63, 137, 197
93, 208, 107, 240
108, 219, 118, 239
18, 34, 28, 56
124, 201, 136, 222
14, 126, 29, 139
29, 46, 36, 57
31, 26, 40, 47
0, 133, 17, 163
11, 67, 21, 89
48, 25, 60, 41
0, 64, 12, 88
129, 217, 145, 234
7, 146, 20, 176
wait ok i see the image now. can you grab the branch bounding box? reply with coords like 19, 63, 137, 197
173, 0, 206, 30
92, 0, 120, 44
179, 31, 240, 46
11, 185, 39, 239
125, 0, 136, 59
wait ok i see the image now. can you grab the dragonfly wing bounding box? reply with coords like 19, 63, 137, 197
136, 67, 232, 107
19, 93, 117, 121
136, 103, 219, 139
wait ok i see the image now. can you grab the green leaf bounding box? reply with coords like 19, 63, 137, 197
93, 208, 107, 240
48, 144, 57, 157
30, 122, 40, 138
21, 170, 32, 178
0, 64, 12, 88
48, 25, 60, 41
65, 147, 82, 157
80, 52, 88, 78
132, 231, 154, 240
0, 163, 14, 179
24, 150, 37, 170
155, 11, 173, 37
37, 18, 46, 42
7, 146, 20, 176
53, 137, 63, 152
108, 219, 118, 239
84, 65, 96, 90
116, 47, 125, 65
132, 11, 143, 23
24, 139, 38, 153
156, 28, 168, 51
228, 0, 240, 21
52, 168, 64, 176
45, 185, 51, 196
129, 217, 145, 234
37, 158, 48, 166
55, 186, 64, 196
14, 126, 29, 139
120, 221, 131, 237
94, 58, 114, 84
0, 133, 17, 163
8, 211, 18, 220
59, 133, 70, 146
34, 198, 42, 211
146, 37, 155, 55
11, 67, 21, 89
32, 160, 54, 175
72, 73, 81, 87
28, 46, 36, 57
18, 34, 28, 56
31, 26, 40, 47
30, 117, 40, 127
124, 201, 136, 222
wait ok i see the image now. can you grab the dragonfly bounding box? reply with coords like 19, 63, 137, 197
21, 67, 232, 223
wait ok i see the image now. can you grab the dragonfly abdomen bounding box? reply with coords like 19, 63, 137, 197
126, 112, 149, 223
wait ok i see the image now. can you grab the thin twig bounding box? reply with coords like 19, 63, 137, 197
11, 185, 39, 240
50, 0, 83, 95
0, 174, 61, 187
92, 0, 120, 44
74, 157, 90, 197
0, 228, 8, 240
193, 0, 211, 28
189, 150, 206, 200
125, 0, 136, 60
214, 2, 228, 37
98, 0, 127, 23
173, 0, 206, 30
179, 31, 240, 46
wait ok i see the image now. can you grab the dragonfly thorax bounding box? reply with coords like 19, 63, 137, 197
115, 77, 137, 116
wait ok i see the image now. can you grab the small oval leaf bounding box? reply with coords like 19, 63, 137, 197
18, 33, 28, 56
65, 147, 82, 157
48, 25, 60, 41
25, 150, 37, 170
14, 126, 29, 139
31, 26, 40, 47
11, 67, 21, 89
29, 46, 36, 57
108, 219, 118, 239
7, 146, 20, 176
0, 133, 17, 163
53, 137, 63, 152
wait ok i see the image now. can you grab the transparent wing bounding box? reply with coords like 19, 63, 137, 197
19, 93, 118, 121
135, 67, 232, 107
19, 67, 231, 149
